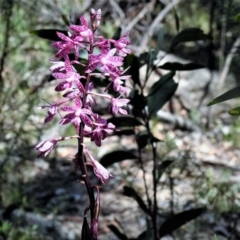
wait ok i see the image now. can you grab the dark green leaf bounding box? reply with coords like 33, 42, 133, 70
81, 216, 91, 240
147, 71, 177, 116
136, 231, 146, 240
155, 27, 165, 57
108, 225, 129, 240
130, 55, 141, 87
173, 8, 180, 32
124, 54, 141, 86
137, 133, 149, 149
207, 86, 240, 106
139, 51, 155, 68
137, 131, 163, 149
61, 14, 70, 26
157, 160, 174, 182
236, 14, 240, 23
113, 129, 135, 136
100, 150, 137, 167
159, 207, 206, 237
112, 27, 122, 40
129, 90, 146, 117
30, 29, 67, 41
123, 186, 151, 216
158, 62, 205, 71
169, 28, 209, 52
228, 106, 240, 115
107, 116, 143, 128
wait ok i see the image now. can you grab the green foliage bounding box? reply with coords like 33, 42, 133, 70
147, 71, 178, 117
0, 222, 44, 240
169, 28, 209, 52
235, 13, 240, 23
194, 169, 240, 213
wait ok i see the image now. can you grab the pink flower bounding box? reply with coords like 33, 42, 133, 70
52, 32, 84, 59
39, 99, 69, 123
70, 16, 93, 44
86, 48, 123, 75
109, 98, 130, 115
83, 145, 113, 184
59, 98, 93, 133
112, 32, 131, 57
51, 56, 83, 92
90, 9, 102, 29
35, 136, 79, 157
111, 74, 131, 94
35, 139, 58, 157
90, 114, 115, 146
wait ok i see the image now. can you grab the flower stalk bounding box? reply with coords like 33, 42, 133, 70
35, 9, 131, 239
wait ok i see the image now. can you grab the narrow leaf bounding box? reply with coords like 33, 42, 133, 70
123, 186, 151, 216
137, 131, 163, 149
107, 116, 143, 128
228, 106, 240, 115
81, 217, 91, 240
207, 86, 240, 106
113, 129, 135, 136
129, 55, 141, 87
155, 27, 165, 57
158, 62, 205, 71
100, 150, 137, 167
136, 231, 146, 239
30, 29, 68, 41
129, 90, 146, 117
112, 27, 122, 41
61, 14, 70, 26
159, 207, 206, 237
173, 8, 180, 32
147, 71, 178, 116
139, 51, 155, 68
108, 225, 129, 240
157, 160, 174, 182
236, 14, 240, 23
169, 28, 209, 52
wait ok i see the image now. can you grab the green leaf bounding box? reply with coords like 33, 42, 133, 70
61, 14, 70, 26
157, 160, 174, 182
81, 216, 91, 240
137, 131, 163, 149
173, 8, 180, 32
158, 62, 205, 71
30, 29, 68, 41
147, 71, 177, 116
236, 14, 240, 23
113, 129, 135, 136
112, 27, 122, 40
100, 150, 137, 167
124, 54, 141, 87
159, 207, 206, 237
129, 90, 146, 117
155, 27, 165, 57
123, 186, 151, 216
228, 106, 240, 115
207, 86, 240, 106
107, 116, 143, 128
138, 51, 155, 68
108, 225, 129, 240
169, 28, 209, 52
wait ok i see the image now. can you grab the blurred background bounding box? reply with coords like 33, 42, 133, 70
1, 0, 240, 239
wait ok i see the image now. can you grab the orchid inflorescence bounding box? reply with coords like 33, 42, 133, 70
35, 8, 131, 239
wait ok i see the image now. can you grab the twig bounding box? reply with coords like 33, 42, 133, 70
0, 0, 13, 89
139, 0, 181, 52
124, 0, 156, 33
109, 0, 125, 20
218, 37, 240, 93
